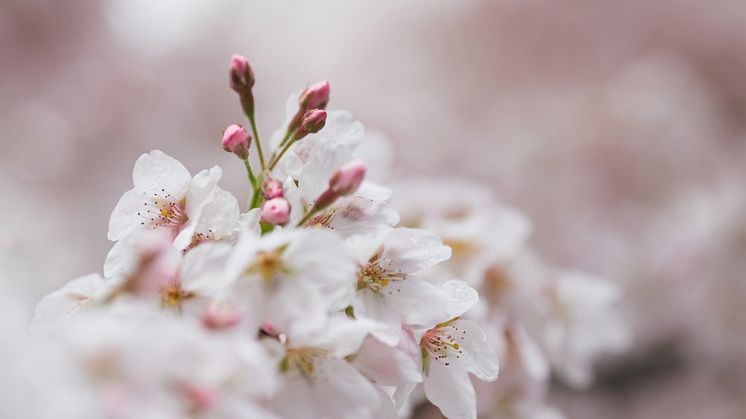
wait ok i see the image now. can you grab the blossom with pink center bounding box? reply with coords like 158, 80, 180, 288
420, 319, 499, 419
108, 150, 239, 252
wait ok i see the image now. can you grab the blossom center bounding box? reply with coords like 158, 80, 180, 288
160, 282, 195, 311
279, 347, 328, 378
244, 245, 290, 284
357, 252, 406, 294
138, 190, 188, 232
421, 324, 466, 368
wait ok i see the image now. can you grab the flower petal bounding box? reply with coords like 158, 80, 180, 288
132, 150, 191, 195
452, 319, 499, 382
424, 359, 477, 419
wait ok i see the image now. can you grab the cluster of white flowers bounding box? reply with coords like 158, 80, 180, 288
391, 179, 630, 418
28, 55, 500, 419
26, 55, 627, 419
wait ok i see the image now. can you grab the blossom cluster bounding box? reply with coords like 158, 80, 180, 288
26, 54, 629, 419
29, 55, 500, 419
391, 180, 629, 418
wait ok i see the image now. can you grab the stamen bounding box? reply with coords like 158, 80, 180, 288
280, 347, 328, 378
244, 245, 290, 285
421, 325, 468, 368
137, 192, 188, 232
357, 251, 406, 294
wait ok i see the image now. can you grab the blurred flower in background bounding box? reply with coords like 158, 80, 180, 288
1, 0, 745, 418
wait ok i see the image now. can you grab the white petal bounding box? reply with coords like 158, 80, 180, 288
132, 150, 191, 195
237, 208, 262, 236
271, 358, 379, 419
284, 229, 357, 310
352, 336, 422, 386
107, 188, 144, 241
298, 140, 354, 201
185, 166, 222, 216
30, 273, 109, 336
195, 188, 240, 239
313, 358, 380, 419
369, 384, 399, 419
179, 242, 232, 294
451, 319, 499, 382
103, 240, 130, 278
387, 278, 477, 327
353, 290, 401, 346
424, 359, 477, 419
380, 228, 451, 274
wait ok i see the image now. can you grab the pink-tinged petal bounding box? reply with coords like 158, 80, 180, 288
424, 359, 477, 419
352, 335, 422, 386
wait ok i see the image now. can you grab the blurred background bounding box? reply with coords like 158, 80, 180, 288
1, 0, 745, 418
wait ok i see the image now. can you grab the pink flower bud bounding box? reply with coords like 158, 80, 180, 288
229, 54, 255, 93
261, 197, 291, 225
183, 385, 217, 411
329, 159, 366, 196
262, 178, 284, 199
221, 124, 251, 159
301, 109, 327, 134
299, 81, 330, 110
202, 302, 241, 330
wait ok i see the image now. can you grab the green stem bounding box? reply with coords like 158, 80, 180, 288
249, 172, 264, 209
268, 137, 296, 171
277, 128, 293, 149
243, 158, 257, 189
247, 113, 266, 169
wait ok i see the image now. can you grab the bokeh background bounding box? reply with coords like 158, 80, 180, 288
1, 1, 745, 418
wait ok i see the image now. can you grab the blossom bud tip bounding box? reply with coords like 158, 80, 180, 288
221, 124, 251, 159
229, 54, 255, 93
301, 109, 327, 134
329, 159, 366, 196
300, 81, 330, 110
261, 197, 291, 225
262, 178, 284, 199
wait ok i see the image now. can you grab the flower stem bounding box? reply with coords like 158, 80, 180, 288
247, 112, 266, 169
268, 136, 296, 171
249, 172, 264, 209
243, 158, 257, 189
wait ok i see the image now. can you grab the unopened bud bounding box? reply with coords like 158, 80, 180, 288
261, 197, 291, 225
262, 178, 284, 199
301, 109, 327, 134
202, 301, 241, 330
229, 54, 255, 93
299, 81, 330, 110
222, 124, 251, 160
329, 159, 366, 196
